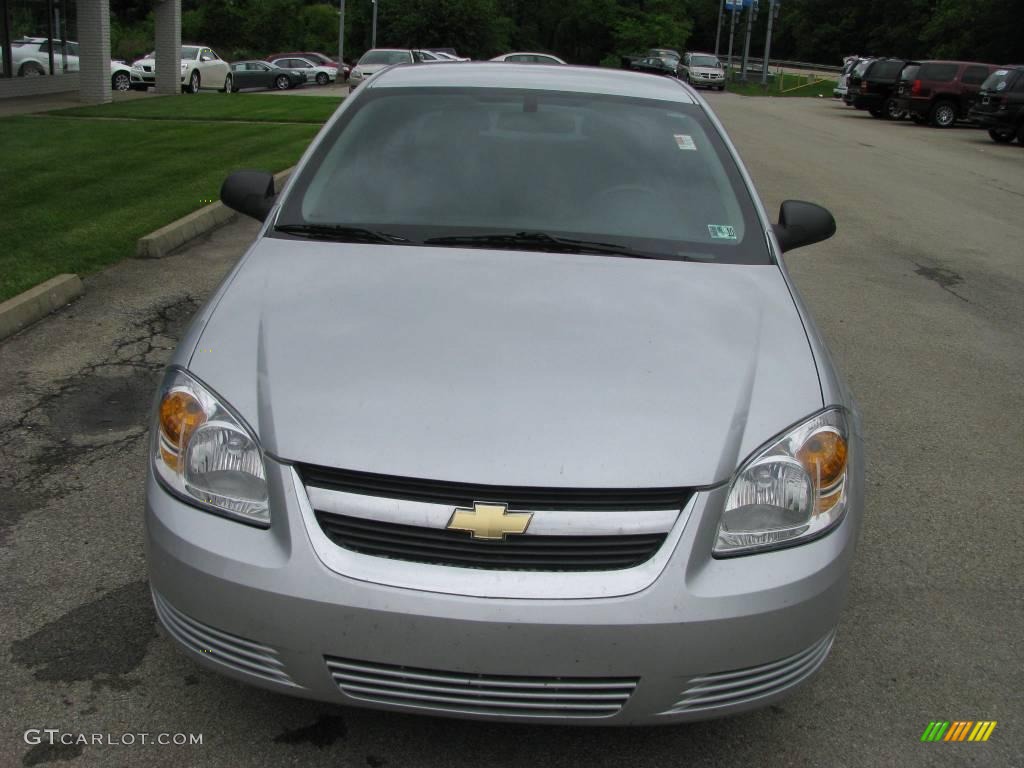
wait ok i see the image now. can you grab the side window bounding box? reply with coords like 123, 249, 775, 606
209, 50, 221, 61
256, 63, 271, 72
962, 66, 989, 85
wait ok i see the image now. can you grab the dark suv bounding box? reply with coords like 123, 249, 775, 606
850, 58, 916, 118
969, 66, 1024, 144
893, 60, 1001, 127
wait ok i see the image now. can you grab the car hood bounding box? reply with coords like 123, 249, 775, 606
189, 240, 822, 488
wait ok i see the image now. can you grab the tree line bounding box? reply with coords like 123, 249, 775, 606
106, 0, 1023, 67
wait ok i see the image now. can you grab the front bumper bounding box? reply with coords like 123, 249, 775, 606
690, 73, 726, 88
145, 448, 863, 725
967, 108, 1011, 130
130, 71, 188, 86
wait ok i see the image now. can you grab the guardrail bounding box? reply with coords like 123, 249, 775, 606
736, 56, 843, 74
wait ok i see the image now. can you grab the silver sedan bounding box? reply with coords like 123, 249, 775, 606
146, 62, 863, 725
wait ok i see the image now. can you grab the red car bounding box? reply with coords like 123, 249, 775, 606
265, 51, 350, 80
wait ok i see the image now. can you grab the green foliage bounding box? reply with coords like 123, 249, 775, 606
106, 0, 1023, 70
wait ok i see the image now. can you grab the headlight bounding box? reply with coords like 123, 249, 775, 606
180, 63, 188, 72
152, 368, 269, 526
353, 68, 363, 78
714, 408, 850, 556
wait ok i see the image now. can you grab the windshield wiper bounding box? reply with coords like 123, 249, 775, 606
423, 231, 674, 260
274, 224, 411, 244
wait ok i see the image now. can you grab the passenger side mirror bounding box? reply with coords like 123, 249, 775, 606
221, 170, 277, 221
772, 200, 836, 253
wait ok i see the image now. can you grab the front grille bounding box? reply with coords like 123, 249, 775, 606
152, 589, 298, 688
315, 511, 667, 571
325, 656, 637, 718
662, 631, 835, 714
297, 463, 692, 512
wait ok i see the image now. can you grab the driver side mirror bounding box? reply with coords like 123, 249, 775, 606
772, 200, 836, 253
221, 170, 277, 221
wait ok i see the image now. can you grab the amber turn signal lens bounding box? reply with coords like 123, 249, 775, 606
159, 390, 206, 449
797, 429, 847, 489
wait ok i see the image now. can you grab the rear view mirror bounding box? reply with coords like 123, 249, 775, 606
773, 200, 836, 253
221, 170, 277, 221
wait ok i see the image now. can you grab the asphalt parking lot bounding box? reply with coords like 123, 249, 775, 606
1, 93, 1022, 768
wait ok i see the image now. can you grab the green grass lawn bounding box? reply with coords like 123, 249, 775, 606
0, 100, 325, 302
52, 92, 343, 123
728, 73, 837, 98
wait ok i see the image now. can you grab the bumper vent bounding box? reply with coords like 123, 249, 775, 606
152, 589, 298, 688
663, 631, 835, 714
325, 656, 637, 718
315, 511, 666, 571
297, 463, 692, 512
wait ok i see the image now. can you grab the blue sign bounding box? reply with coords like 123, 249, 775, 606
725, 0, 756, 9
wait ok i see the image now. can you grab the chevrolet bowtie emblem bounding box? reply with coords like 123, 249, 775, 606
447, 502, 533, 540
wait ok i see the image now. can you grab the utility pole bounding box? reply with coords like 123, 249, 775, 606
338, 0, 345, 65
714, 0, 724, 57
726, 0, 738, 76
371, 0, 378, 49
740, 0, 756, 81
761, 0, 779, 85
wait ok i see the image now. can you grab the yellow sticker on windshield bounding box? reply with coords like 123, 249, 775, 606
674, 134, 697, 151
708, 224, 737, 240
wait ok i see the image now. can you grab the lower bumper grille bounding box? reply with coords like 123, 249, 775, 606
152, 589, 298, 688
315, 511, 667, 571
663, 631, 835, 714
325, 656, 638, 718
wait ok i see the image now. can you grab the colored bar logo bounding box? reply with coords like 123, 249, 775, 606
921, 721, 997, 742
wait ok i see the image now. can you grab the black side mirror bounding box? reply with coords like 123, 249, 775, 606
221, 170, 277, 221
772, 200, 836, 253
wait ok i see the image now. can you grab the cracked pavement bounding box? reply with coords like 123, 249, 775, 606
1, 96, 1023, 768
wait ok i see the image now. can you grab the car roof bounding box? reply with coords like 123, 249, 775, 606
369, 62, 697, 103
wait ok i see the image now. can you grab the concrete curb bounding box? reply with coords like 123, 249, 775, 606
136, 167, 295, 259
0, 273, 84, 341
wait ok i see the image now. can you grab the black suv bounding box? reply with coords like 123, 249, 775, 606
850, 58, 918, 118
969, 66, 1024, 143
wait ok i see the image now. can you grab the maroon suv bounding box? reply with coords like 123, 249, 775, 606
893, 60, 1002, 127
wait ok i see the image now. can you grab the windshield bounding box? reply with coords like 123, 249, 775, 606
359, 50, 412, 66
691, 56, 721, 68
981, 68, 1020, 92
276, 88, 768, 264
181, 46, 199, 60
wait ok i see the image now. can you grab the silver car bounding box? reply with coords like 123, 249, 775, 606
146, 62, 862, 725
681, 52, 727, 90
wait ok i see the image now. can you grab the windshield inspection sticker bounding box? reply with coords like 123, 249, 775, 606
708, 224, 737, 240
674, 134, 697, 151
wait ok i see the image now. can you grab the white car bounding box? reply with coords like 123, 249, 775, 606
490, 52, 566, 65
269, 56, 337, 85
11, 37, 131, 90
426, 50, 470, 62
348, 49, 415, 88
130, 45, 232, 93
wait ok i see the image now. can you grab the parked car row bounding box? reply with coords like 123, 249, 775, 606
347, 48, 563, 89
127, 46, 350, 94
836, 55, 1024, 145
623, 49, 727, 91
